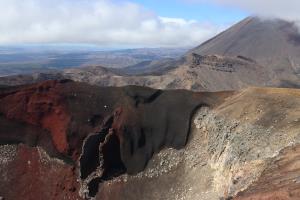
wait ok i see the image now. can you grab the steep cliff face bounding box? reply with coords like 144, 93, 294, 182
0, 80, 70, 154
0, 80, 229, 199
1, 81, 300, 200
94, 88, 300, 200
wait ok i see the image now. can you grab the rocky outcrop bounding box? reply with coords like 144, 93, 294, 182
1, 81, 299, 199
94, 87, 300, 200
0, 80, 70, 153
0, 54, 274, 92
61, 53, 274, 92
0, 80, 229, 199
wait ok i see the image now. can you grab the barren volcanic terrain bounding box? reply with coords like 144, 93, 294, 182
62, 54, 273, 91
1, 17, 300, 91
1, 15, 300, 200
0, 54, 279, 91
0, 80, 300, 200
190, 17, 300, 75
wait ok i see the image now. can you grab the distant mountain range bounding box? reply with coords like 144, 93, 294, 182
1, 17, 300, 91
2, 16, 300, 200
0, 46, 188, 76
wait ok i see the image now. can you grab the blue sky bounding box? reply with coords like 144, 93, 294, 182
1, 0, 298, 48
131, 0, 247, 24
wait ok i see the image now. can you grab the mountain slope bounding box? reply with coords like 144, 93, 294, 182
190, 17, 300, 80
0, 80, 228, 199
1, 17, 300, 91
1, 81, 300, 199
0, 54, 276, 92
96, 87, 300, 200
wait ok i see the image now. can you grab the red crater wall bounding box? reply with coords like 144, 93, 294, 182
0, 80, 70, 154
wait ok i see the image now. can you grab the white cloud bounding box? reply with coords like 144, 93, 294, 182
190, 0, 300, 22
0, 0, 223, 47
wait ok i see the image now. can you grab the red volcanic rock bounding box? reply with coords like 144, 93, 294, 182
234, 145, 300, 200
0, 80, 70, 153
111, 107, 128, 144
1, 82, 300, 200
0, 80, 230, 199
0, 144, 81, 200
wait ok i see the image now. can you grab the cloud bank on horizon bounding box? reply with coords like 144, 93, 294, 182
0, 0, 225, 47
192, 0, 300, 21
